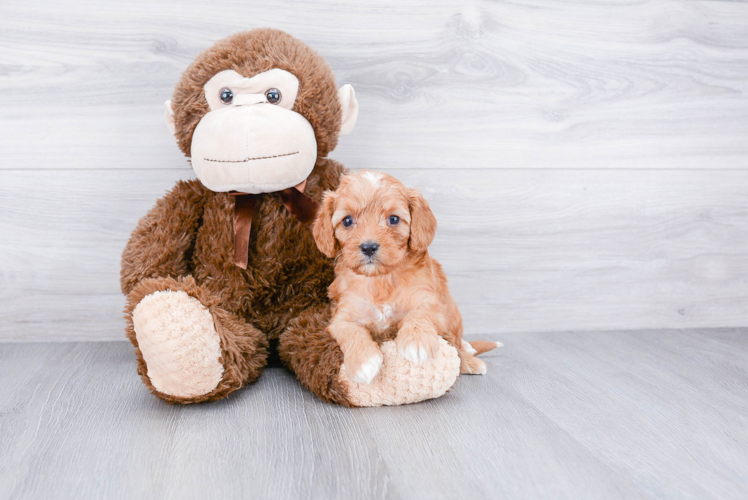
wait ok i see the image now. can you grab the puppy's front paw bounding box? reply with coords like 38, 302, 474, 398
342, 342, 383, 385
395, 325, 441, 366
401, 344, 428, 365
351, 354, 383, 384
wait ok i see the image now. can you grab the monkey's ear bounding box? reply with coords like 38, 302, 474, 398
313, 192, 339, 258
338, 85, 358, 136
408, 189, 437, 252
164, 100, 176, 136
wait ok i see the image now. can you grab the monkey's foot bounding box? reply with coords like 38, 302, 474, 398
338, 337, 460, 407
132, 290, 224, 399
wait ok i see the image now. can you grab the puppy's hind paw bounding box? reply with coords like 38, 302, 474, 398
460, 355, 487, 375
461, 339, 477, 355
350, 353, 383, 385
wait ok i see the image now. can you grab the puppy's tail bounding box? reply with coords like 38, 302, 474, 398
468, 340, 503, 355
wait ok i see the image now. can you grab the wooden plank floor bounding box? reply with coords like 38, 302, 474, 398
1, 330, 746, 499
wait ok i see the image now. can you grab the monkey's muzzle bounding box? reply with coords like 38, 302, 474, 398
190, 103, 317, 194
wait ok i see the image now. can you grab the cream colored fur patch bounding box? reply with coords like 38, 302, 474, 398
133, 290, 224, 398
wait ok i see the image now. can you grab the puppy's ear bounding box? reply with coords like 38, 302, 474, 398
408, 189, 437, 252
313, 191, 339, 258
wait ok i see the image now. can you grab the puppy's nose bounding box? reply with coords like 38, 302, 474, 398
360, 241, 379, 257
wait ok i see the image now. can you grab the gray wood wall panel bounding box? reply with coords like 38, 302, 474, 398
2, 0, 748, 170
1, 0, 747, 339
2, 168, 747, 340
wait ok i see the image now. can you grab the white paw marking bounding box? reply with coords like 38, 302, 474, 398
461, 340, 477, 355
401, 344, 429, 365
466, 359, 487, 375
352, 354, 383, 384
495, 341, 504, 348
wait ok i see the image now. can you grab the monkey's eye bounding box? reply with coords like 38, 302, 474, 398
265, 88, 282, 104
342, 216, 354, 228
219, 88, 234, 104
389, 215, 400, 226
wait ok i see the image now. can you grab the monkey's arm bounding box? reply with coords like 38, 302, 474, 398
121, 179, 208, 295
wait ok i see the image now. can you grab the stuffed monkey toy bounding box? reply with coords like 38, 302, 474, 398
121, 29, 462, 406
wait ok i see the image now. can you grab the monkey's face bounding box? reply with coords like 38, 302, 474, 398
190, 69, 316, 193
165, 30, 358, 194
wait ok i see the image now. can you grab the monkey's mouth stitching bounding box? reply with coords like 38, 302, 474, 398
204, 151, 300, 163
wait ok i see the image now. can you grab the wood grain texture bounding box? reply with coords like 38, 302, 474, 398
1, 329, 747, 499
1, 168, 747, 341
0, 0, 747, 170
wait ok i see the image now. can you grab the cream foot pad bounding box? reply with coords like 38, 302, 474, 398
132, 290, 224, 398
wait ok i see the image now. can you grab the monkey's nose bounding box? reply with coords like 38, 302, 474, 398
233, 93, 268, 106
360, 241, 379, 257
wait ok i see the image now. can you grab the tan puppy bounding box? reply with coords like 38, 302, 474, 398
313, 171, 499, 384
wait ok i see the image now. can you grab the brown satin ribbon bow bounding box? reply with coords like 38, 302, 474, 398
229, 180, 320, 269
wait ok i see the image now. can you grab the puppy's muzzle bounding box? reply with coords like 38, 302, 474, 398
360, 241, 379, 257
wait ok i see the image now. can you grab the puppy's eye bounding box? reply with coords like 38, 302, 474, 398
265, 88, 281, 104
389, 215, 400, 226
219, 88, 234, 104
342, 216, 354, 228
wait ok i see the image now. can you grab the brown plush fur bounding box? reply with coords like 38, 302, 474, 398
122, 158, 350, 403
122, 29, 353, 405
122, 159, 345, 340
278, 303, 351, 406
